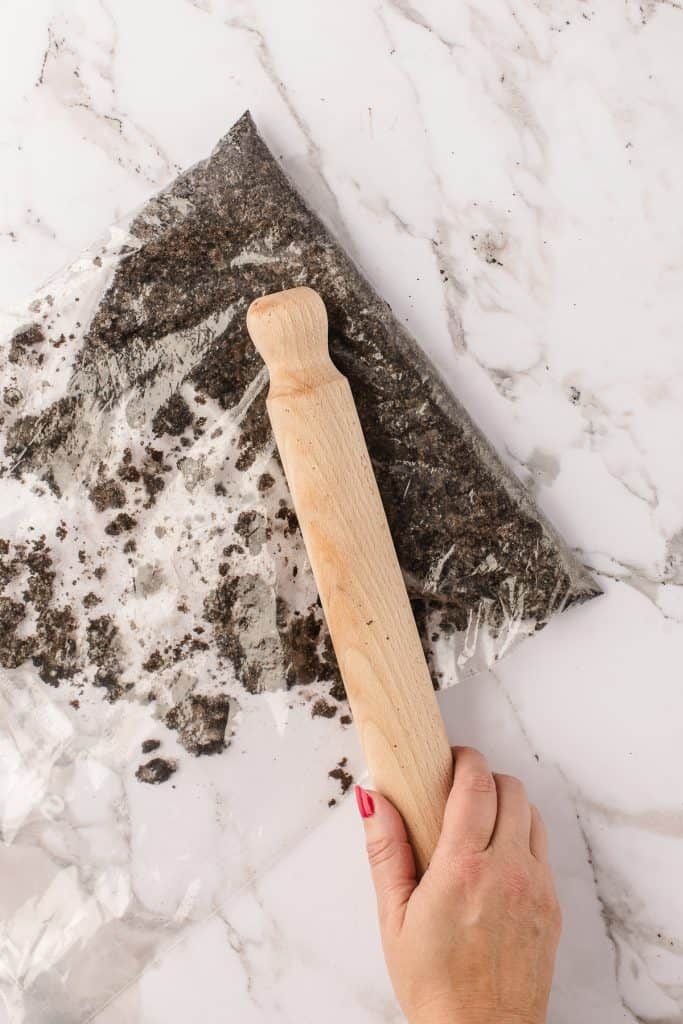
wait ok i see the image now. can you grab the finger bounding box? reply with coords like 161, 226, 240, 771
356, 785, 417, 935
529, 804, 549, 862
490, 773, 532, 849
434, 746, 497, 859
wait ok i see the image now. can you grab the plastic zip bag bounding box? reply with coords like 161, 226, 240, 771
0, 112, 598, 1021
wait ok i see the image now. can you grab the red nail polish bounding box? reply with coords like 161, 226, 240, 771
355, 784, 375, 819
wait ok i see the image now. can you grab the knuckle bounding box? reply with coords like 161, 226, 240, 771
502, 863, 532, 900
538, 878, 563, 930
454, 746, 490, 776
496, 773, 526, 798
452, 850, 486, 885
462, 771, 496, 795
454, 744, 483, 760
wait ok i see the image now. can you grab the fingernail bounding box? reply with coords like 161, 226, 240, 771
355, 784, 375, 819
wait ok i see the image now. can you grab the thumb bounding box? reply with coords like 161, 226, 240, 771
356, 785, 417, 934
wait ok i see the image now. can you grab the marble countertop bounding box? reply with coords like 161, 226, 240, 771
1, 1, 682, 1021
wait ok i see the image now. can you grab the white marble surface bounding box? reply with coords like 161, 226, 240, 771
1, 1, 683, 1021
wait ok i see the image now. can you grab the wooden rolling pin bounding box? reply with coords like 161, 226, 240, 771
247, 286, 453, 873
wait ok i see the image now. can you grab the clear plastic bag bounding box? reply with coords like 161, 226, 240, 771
0, 113, 597, 1021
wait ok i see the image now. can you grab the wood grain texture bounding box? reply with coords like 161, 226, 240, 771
247, 286, 453, 873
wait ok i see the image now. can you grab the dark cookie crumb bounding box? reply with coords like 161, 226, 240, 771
33, 606, 79, 685
166, 693, 231, 755
0, 597, 32, 669
233, 394, 270, 472
141, 738, 161, 754
136, 757, 177, 785
152, 392, 194, 437
104, 513, 137, 536
312, 698, 337, 719
321, 633, 345, 697
141, 464, 165, 506
0, 539, 78, 683
89, 478, 126, 512
275, 504, 299, 537
3, 386, 22, 407
279, 607, 322, 688
42, 468, 62, 498
328, 759, 354, 794
142, 650, 164, 672
5, 395, 80, 471
117, 449, 141, 483
86, 615, 123, 699
9, 324, 45, 364
235, 509, 269, 553
204, 571, 281, 694
172, 632, 209, 661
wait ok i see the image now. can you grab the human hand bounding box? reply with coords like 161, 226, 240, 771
356, 746, 561, 1024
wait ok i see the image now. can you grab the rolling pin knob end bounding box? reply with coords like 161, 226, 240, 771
247, 287, 334, 394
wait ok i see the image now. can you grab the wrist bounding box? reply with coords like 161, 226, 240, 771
411, 1010, 542, 1024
